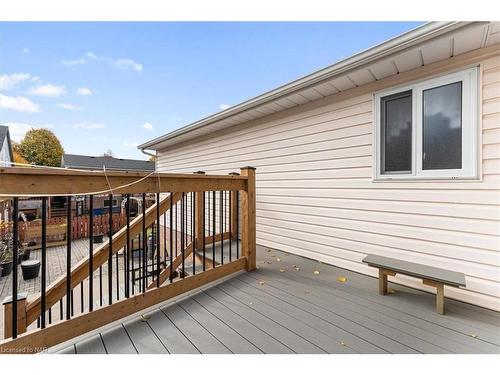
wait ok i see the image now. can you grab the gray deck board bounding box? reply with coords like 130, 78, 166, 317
192, 292, 293, 353
57, 345, 76, 354
178, 297, 262, 353
205, 287, 325, 353
237, 273, 416, 353
230, 276, 384, 353
101, 325, 137, 354
123, 317, 169, 353
65, 245, 500, 354
219, 280, 355, 354
146, 306, 200, 354
243, 270, 498, 354
75, 335, 107, 354
160, 303, 231, 353
245, 271, 455, 354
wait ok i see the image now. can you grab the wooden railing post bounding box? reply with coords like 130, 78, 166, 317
240, 167, 256, 271
193, 171, 205, 251
3, 292, 28, 339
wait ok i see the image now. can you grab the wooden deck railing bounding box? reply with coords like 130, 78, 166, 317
0, 166, 255, 353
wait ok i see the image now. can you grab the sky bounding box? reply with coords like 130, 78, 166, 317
0, 22, 423, 160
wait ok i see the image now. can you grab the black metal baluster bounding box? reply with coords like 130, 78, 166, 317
156, 192, 160, 287
49, 307, 52, 324
174, 203, 177, 257
89, 195, 94, 311
142, 193, 146, 293
203, 192, 206, 271
192, 192, 196, 275
125, 194, 130, 298
163, 204, 167, 265
80, 282, 84, 313
220, 190, 224, 265
59, 299, 63, 321
169, 192, 173, 283
236, 191, 239, 259
212, 191, 215, 267
66, 195, 72, 319
229, 191, 232, 262
108, 194, 113, 304
12, 197, 19, 337
181, 193, 185, 278
71, 289, 74, 316
41, 196, 47, 328
116, 196, 121, 301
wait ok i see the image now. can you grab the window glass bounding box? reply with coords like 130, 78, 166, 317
381, 90, 412, 173
422, 82, 462, 170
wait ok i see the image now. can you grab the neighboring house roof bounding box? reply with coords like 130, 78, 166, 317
0, 125, 14, 164
61, 153, 155, 172
139, 21, 499, 151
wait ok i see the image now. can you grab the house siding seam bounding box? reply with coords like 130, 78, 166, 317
157, 55, 500, 311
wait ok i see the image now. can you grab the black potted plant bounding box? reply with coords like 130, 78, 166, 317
0, 246, 13, 277
0, 233, 14, 277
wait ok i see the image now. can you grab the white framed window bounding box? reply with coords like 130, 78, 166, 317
374, 67, 479, 180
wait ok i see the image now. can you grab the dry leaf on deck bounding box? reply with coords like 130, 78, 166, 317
258, 281, 265, 285
388, 288, 396, 294
279, 268, 285, 273
276, 257, 281, 262
140, 315, 150, 322
337, 276, 347, 283
313, 270, 320, 275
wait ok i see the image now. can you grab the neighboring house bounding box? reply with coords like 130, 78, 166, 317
0, 126, 13, 222
139, 22, 500, 310
59, 153, 155, 217
61, 153, 155, 172
0, 125, 13, 167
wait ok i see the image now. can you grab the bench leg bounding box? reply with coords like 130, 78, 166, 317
423, 279, 445, 314
378, 269, 387, 295
436, 283, 445, 315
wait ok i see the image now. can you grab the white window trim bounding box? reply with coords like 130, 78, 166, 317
373, 67, 479, 181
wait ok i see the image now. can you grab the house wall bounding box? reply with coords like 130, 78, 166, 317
156, 53, 500, 310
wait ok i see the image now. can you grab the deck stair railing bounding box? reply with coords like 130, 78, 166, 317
0, 166, 256, 353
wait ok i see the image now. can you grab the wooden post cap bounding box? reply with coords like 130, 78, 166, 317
3, 292, 28, 305
240, 166, 256, 170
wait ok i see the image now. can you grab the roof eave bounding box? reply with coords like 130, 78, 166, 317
139, 21, 471, 151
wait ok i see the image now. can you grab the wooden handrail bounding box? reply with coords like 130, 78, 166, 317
0, 168, 247, 196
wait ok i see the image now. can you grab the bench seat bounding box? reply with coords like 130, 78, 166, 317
362, 254, 466, 314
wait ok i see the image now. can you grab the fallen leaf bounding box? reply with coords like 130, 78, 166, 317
276, 257, 281, 262
388, 288, 396, 294
340, 342, 346, 346
313, 270, 320, 275
337, 276, 347, 283
266, 261, 273, 264
258, 281, 265, 285
293, 265, 300, 271
470, 334, 478, 339
140, 315, 150, 322
267, 249, 271, 253
249, 302, 253, 305
279, 268, 285, 273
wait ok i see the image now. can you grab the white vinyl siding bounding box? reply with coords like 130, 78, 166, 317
157, 56, 500, 311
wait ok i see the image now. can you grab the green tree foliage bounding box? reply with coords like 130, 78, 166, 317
17, 128, 64, 167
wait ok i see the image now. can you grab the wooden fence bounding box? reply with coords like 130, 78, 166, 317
0, 213, 126, 245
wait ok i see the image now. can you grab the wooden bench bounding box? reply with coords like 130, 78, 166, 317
362, 254, 466, 314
